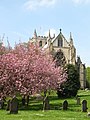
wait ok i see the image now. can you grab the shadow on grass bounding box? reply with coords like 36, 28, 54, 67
19, 100, 61, 111
18, 96, 77, 111
78, 94, 90, 97
49, 96, 59, 100
18, 95, 61, 110
19, 103, 43, 111
4, 95, 82, 112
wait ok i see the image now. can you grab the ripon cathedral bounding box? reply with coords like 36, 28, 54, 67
29, 29, 86, 89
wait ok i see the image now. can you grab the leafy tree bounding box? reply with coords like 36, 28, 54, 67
57, 64, 80, 98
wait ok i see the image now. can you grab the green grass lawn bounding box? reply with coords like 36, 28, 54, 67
1, 90, 90, 120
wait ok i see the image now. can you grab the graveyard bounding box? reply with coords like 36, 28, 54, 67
0, 0, 90, 120
0, 42, 89, 120
0, 90, 90, 120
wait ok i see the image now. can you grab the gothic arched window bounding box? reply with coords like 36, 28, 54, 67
39, 41, 42, 47
58, 39, 63, 47
54, 49, 66, 67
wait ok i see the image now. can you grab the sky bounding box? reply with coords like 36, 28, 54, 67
0, 0, 90, 67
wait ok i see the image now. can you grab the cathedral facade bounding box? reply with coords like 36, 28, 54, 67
29, 29, 86, 89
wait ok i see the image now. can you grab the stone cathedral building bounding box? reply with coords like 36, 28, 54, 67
29, 29, 86, 89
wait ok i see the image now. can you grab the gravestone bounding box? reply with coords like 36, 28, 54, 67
10, 96, 18, 114
62, 100, 68, 110
6, 99, 11, 111
0, 98, 4, 109
76, 97, 80, 105
82, 100, 88, 112
43, 96, 50, 110
22, 95, 26, 106
26, 95, 29, 106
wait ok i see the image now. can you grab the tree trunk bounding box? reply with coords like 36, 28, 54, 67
43, 96, 50, 111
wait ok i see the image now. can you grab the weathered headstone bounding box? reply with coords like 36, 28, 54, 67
22, 95, 26, 106
43, 96, 50, 110
0, 98, 4, 109
6, 99, 11, 111
10, 96, 18, 114
26, 95, 29, 106
76, 97, 80, 105
62, 100, 68, 110
82, 100, 88, 112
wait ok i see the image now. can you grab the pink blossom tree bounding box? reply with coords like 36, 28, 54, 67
0, 43, 67, 99
0, 52, 21, 97
14, 43, 67, 96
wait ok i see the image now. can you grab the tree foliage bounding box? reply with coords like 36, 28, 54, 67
57, 64, 80, 98
0, 43, 67, 97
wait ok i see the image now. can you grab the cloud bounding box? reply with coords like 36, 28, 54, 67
24, 0, 57, 10
72, 0, 90, 4
23, 0, 90, 11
